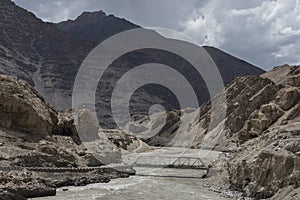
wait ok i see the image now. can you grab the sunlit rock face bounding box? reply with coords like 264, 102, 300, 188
0, 75, 57, 137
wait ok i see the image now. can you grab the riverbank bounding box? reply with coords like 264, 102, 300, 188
0, 166, 135, 200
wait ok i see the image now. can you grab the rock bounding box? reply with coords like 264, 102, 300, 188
261, 65, 296, 85
55, 109, 122, 164
73, 109, 100, 143
55, 110, 82, 144
0, 171, 56, 199
0, 75, 58, 138
56, 109, 104, 144
244, 103, 284, 137
85, 131, 122, 165
139, 76, 281, 147
271, 186, 300, 200
228, 149, 297, 198
288, 75, 300, 87
275, 87, 300, 111
227, 125, 300, 199
104, 129, 139, 150
286, 104, 300, 121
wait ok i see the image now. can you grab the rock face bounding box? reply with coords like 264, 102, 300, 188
227, 124, 300, 199
140, 65, 300, 148
0, 75, 57, 137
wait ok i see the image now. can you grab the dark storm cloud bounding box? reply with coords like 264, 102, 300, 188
13, 0, 300, 70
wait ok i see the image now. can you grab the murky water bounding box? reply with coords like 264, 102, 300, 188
33, 173, 232, 200
32, 148, 234, 200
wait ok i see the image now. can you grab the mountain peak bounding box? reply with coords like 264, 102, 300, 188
56, 11, 139, 43
75, 10, 107, 22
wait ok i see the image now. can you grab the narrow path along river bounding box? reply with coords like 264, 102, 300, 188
32, 148, 235, 200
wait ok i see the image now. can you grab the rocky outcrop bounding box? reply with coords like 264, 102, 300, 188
139, 65, 300, 148
220, 65, 300, 198
0, 171, 56, 200
288, 75, 300, 87
241, 103, 284, 142
104, 129, 142, 151
227, 124, 300, 199
137, 75, 282, 148
56, 110, 82, 144
0, 75, 57, 138
0, 167, 131, 199
0, 74, 132, 199
55, 109, 122, 164
275, 87, 300, 111
56, 109, 102, 145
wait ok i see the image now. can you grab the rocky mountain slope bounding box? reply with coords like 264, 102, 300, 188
134, 65, 300, 198
0, 75, 121, 167
0, 74, 133, 199
0, 0, 95, 110
55, 10, 264, 88
0, 0, 265, 129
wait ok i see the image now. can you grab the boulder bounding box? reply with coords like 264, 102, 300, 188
56, 110, 82, 144
275, 87, 300, 111
0, 75, 57, 138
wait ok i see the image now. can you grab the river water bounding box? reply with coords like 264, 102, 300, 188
32, 148, 234, 200
34, 173, 232, 200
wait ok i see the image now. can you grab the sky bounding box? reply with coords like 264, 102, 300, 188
13, 0, 300, 70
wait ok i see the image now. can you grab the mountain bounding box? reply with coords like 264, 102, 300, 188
0, 0, 265, 128
55, 11, 264, 87
56, 11, 139, 43
0, 0, 95, 109
54, 10, 265, 127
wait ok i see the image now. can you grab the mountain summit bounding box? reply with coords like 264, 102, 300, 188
56, 11, 139, 43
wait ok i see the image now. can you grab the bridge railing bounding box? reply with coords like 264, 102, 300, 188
133, 155, 208, 170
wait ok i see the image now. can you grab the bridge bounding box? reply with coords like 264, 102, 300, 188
0, 164, 136, 175
133, 155, 209, 173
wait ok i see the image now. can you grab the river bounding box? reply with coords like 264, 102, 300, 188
32, 148, 234, 200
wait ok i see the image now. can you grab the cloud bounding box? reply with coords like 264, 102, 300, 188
13, 0, 300, 70
181, 0, 300, 69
